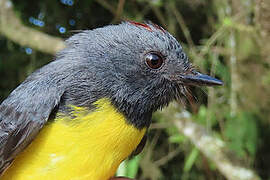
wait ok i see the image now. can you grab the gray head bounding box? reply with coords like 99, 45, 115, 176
48, 21, 222, 128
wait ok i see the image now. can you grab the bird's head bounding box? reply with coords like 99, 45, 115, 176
59, 21, 222, 128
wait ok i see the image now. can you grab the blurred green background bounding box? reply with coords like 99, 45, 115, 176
0, 0, 269, 179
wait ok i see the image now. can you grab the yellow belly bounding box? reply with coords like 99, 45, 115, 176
2, 98, 146, 180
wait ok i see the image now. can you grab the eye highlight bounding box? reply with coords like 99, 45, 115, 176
145, 52, 164, 69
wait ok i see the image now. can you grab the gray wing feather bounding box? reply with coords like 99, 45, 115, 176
0, 70, 65, 174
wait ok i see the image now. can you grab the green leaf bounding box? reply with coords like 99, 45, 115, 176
169, 134, 187, 143
116, 160, 127, 177
116, 155, 141, 178
223, 17, 232, 27
126, 155, 141, 178
183, 148, 199, 172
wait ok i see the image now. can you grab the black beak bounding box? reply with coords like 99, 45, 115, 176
177, 71, 223, 86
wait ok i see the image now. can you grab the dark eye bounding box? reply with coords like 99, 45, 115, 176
145, 52, 164, 69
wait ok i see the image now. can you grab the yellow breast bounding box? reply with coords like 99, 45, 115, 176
2, 98, 146, 180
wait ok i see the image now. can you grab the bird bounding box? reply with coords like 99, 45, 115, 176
0, 21, 223, 180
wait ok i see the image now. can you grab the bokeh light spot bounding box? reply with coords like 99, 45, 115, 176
29, 17, 45, 27
69, 19, 76, 26
60, 0, 74, 6
59, 27, 66, 34
25, 48, 32, 55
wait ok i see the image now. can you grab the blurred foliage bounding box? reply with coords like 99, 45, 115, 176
0, 0, 270, 179
225, 112, 258, 158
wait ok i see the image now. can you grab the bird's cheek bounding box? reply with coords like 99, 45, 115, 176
162, 71, 182, 83
165, 62, 187, 75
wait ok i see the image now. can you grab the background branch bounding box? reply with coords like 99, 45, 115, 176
160, 103, 261, 180
0, 0, 65, 55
